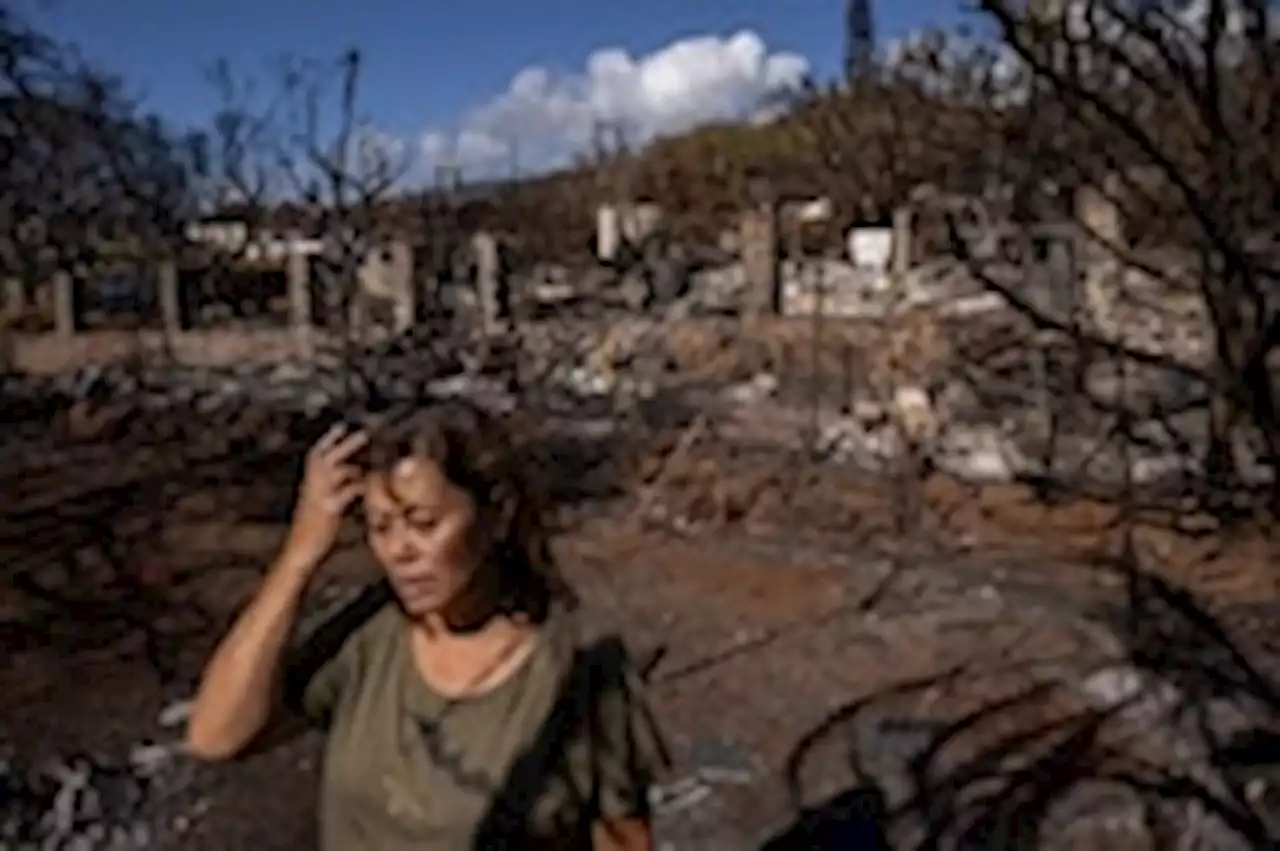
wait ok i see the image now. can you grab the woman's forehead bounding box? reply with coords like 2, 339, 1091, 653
391, 455, 424, 481
366, 456, 453, 506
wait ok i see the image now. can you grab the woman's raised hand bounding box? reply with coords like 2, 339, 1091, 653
280, 424, 368, 572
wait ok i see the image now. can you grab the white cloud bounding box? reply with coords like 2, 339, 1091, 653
418, 29, 808, 175
355, 128, 407, 174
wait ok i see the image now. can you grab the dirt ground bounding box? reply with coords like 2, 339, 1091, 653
4, 435, 1277, 850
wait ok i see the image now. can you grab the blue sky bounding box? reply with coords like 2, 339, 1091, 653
19, 0, 974, 170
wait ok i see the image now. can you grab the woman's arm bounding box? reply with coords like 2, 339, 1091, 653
183, 550, 316, 760
185, 424, 367, 760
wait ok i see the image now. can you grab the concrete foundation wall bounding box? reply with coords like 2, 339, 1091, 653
12, 328, 321, 374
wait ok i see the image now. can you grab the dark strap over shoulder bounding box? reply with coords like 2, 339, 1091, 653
281, 578, 394, 714
470, 634, 630, 848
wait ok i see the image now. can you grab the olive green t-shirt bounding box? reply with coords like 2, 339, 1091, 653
285, 585, 668, 851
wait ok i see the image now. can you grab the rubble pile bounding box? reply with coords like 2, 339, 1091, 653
682, 254, 998, 320
0, 318, 737, 438
773, 258, 992, 319
0, 725, 197, 850
514, 303, 1270, 505
4, 296, 1271, 522
0, 327, 464, 426
1086, 265, 1213, 365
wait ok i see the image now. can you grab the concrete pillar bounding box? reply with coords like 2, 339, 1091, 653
596, 204, 620, 262
348, 288, 367, 341
1045, 237, 1078, 320
51, 270, 75, 336
286, 241, 312, 330
1076, 180, 1123, 258
1076, 179, 1124, 331
472, 231, 501, 334
157, 260, 182, 333
286, 240, 314, 356
740, 206, 778, 317
386, 240, 415, 333
891, 206, 913, 279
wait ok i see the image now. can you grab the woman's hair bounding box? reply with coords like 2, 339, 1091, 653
358, 399, 575, 623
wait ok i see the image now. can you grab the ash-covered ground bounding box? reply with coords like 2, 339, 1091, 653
4, 316, 1279, 850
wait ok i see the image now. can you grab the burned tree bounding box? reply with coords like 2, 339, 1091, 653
0, 7, 196, 339
886, 0, 1280, 521
191, 49, 414, 393
614, 1, 1279, 530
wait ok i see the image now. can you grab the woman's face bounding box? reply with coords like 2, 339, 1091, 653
364, 456, 479, 617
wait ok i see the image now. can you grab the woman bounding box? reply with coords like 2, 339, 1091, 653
184, 401, 667, 850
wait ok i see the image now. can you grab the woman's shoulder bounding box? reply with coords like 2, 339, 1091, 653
543, 602, 620, 649
542, 604, 657, 682
294, 580, 399, 660
283, 580, 399, 717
